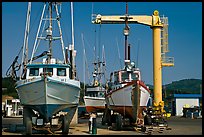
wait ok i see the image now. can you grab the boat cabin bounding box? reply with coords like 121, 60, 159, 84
86, 86, 106, 98
110, 69, 141, 85
25, 58, 70, 79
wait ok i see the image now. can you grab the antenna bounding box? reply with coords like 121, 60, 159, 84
82, 33, 86, 90
81, 33, 91, 85
102, 45, 107, 84
91, 2, 94, 22
136, 39, 140, 68
94, 24, 97, 63
116, 37, 122, 69
71, 2, 74, 49
98, 24, 102, 61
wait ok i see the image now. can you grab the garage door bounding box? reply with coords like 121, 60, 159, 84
175, 98, 199, 116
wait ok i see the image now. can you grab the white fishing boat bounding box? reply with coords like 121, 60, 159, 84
106, 65, 151, 125
83, 44, 106, 114
100, 4, 151, 129
9, 2, 80, 135
84, 80, 106, 113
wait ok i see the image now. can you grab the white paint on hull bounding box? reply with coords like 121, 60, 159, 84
107, 83, 150, 108
16, 76, 80, 106
107, 85, 133, 107
84, 96, 106, 107
140, 86, 150, 106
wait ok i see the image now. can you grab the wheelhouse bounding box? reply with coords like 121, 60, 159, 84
86, 86, 106, 98
110, 69, 141, 84
26, 61, 70, 79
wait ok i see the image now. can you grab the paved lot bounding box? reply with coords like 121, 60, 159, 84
2, 116, 202, 135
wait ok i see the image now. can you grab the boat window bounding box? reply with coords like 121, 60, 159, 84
121, 72, 129, 81
110, 72, 113, 83
114, 73, 119, 83
132, 73, 139, 80
57, 68, 66, 76
98, 92, 104, 97
43, 68, 53, 76
29, 68, 39, 76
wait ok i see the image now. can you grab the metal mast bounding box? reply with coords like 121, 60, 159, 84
20, 2, 31, 80
29, 2, 66, 64
70, 2, 76, 79
48, 2, 53, 63
124, 2, 130, 64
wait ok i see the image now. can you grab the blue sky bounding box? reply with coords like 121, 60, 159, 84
2, 2, 202, 85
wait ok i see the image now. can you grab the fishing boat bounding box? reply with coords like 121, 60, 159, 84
83, 39, 106, 113
105, 64, 151, 127
83, 60, 106, 113
102, 5, 151, 129
10, 2, 80, 135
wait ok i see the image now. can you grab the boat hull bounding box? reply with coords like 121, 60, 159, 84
16, 76, 80, 121
105, 80, 150, 125
84, 96, 106, 113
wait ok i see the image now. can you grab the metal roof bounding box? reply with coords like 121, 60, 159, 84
27, 63, 70, 68
174, 94, 202, 98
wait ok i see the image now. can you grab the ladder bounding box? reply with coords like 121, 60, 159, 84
161, 16, 174, 67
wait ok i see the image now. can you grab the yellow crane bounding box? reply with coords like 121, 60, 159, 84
92, 9, 174, 124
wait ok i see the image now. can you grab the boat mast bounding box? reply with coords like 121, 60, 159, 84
20, 2, 31, 80
29, 3, 46, 64
92, 57, 105, 86
124, 2, 130, 66
29, 2, 66, 64
48, 2, 53, 63
102, 45, 106, 83
70, 2, 76, 79
92, 25, 106, 86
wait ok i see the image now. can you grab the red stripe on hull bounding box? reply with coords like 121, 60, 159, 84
85, 106, 105, 113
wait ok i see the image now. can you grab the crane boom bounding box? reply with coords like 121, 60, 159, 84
92, 11, 162, 27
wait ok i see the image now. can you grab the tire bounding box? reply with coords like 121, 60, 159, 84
23, 107, 32, 135
115, 114, 122, 131
106, 109, 112, 126
111, 114, 116, 123
62, 115, 69, 135
144, 115, 152, 125
102, 116, 106, 125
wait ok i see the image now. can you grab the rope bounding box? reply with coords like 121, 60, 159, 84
6, 46, 23, 80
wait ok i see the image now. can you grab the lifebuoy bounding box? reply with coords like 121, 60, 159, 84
94, 80, 99, 86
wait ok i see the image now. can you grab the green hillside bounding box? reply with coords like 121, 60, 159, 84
165, 79, 202, 94
147, 79, 202, 97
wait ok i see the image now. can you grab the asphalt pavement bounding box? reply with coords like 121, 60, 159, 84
1, 116, 202, 135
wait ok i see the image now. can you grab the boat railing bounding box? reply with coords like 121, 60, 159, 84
161, 56, 174, 67
23, 77, 40, 84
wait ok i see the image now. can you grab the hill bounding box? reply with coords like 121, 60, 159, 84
147, 79, 202, 97
165, 78, 202, 94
